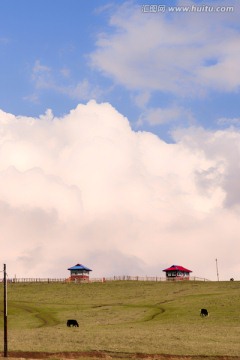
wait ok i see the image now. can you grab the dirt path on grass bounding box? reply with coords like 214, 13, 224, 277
0, 351, 239, 360
9, 301, 60, 327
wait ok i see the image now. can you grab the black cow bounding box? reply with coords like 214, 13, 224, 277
200, 308, 208, 317
67, 319, 79, 327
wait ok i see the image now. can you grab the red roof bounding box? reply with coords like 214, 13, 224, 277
163, 265, 192, 273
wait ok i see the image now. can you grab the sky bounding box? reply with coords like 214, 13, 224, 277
1, 0, 240, 280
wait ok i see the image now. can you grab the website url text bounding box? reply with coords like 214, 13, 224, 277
141, 4, 234, 13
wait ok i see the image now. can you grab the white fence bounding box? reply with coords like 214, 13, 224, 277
90, 275, 210, 282
4, 278, 67, 283
2, 275, 210, 283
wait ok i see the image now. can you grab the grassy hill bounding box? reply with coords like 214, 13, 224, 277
0, 280, 240, 358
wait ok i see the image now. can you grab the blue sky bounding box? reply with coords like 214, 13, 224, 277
1, 0, 239, 142
1, 0, 240, 280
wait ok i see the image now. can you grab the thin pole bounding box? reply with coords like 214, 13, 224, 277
215, 258, 219, 281
4, 264, 8, 357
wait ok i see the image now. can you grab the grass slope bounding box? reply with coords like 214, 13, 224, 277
0, 281, 239, 357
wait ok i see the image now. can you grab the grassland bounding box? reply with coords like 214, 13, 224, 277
0, 280, 240, 359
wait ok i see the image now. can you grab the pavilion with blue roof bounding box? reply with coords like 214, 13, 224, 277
68, 263, 92, 282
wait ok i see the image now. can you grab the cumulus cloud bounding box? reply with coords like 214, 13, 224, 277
1, 101, 240, 280
90, 0, 240, 96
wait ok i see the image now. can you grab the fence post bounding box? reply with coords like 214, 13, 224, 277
3, 264, 8, 357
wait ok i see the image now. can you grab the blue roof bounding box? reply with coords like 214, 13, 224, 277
68, 263, 92, 271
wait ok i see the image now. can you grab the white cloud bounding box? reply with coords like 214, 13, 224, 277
133, 91, 151, 109
217, 117, 240, 126
67, 79, 103, 101
32, 60, 53, 89
1, 101, 240, 280
90, 1, 240, 96
23, 93, 40, 104
138, 105, 194, 125
173, 126, 240, 208
29, 60, 102, 102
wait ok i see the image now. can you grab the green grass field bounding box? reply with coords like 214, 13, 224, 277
0, 280, 240, 359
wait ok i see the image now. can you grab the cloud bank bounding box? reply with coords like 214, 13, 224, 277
1, 101, 239, 280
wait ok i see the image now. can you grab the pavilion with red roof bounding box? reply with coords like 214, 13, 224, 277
163, 265, 192, 280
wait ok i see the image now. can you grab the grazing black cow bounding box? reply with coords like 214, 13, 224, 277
67, 319, 79, 327
200, 308, 208, 317
230, 278, 234, 281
